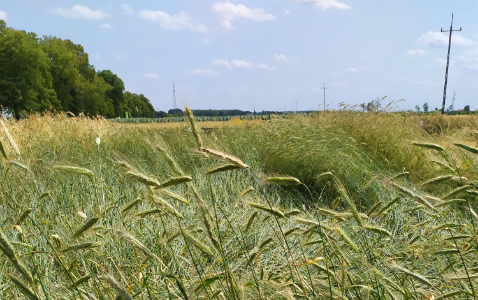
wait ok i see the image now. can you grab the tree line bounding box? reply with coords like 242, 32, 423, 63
0, 20, 155, 119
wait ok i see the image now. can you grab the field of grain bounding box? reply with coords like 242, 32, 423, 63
0, 109, 477, 299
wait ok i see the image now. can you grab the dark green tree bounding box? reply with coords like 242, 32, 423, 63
123, 92, 155, 118
0, 21, 60, 118
81, 76, 115, 117
40, 36, 95, 115
423, 102, 429, 112
464, 105, 470, 112
97, 70, 125, 117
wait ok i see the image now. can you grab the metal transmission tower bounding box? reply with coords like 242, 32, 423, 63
173, 82, 177, 109
441, 14, 461, 114
451, 90, 456, 111
321, 83, 328, 111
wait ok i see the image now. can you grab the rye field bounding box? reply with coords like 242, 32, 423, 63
0, 109, 478, 299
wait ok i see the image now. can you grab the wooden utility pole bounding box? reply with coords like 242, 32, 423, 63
441, 14, 461, 114
321, 83, 328, 111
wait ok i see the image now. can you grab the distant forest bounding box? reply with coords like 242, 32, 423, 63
164, 108, 292, 117
0, 20, 155, 119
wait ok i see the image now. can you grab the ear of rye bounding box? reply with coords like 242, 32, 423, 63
185, 106, 203, 148
199, 147, 249, 168
0, 119, 20, 157
335, 180, 363, 227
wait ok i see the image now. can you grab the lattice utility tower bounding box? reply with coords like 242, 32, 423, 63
321, 83, 328, 111
173, 82, 177, 109
451, 90, 456, 111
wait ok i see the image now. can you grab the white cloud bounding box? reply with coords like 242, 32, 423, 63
213, 59, 232, 68
100, 23, 112, 29
114, 54, 128, 60
121, 4, 134, 15
345, 67, 359, 73
0, 10, 7, 20
95, 52, 100, 59
48, 5, 110, 20
274, 54, 289, 63
138, 10, 207, 32
142, 72, 160, 79
417, 31, 476, 48
187, 69, 221, 76
284, 9, 291, 15
292, 0, 351, 10
212, 2, 276, 31
405, 49, 427, 57
213, 59, 274, 70
458, 48, 478, 70
434, 58, 447, 65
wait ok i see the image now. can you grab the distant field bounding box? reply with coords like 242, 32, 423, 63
0, 110, 477, 299
116, 117, 250, 129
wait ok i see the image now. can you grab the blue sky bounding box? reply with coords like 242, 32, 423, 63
1, 1, 478, 112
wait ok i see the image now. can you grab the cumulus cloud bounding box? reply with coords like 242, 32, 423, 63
212, 2, 276, 31
458, 48, 478, 70
48, 5, 110, 20
405, 49, 427, 57
292, 0, 351, 10
100, 23, 112, 29
187, 69, 221, 76
142, 72, 160, 79
417, 31, 476, 48
213, 59, 273, 70
274, 54, 290, 63
138, 10, 207, 32
121, 4, 134, 15
0, 10, 7, 20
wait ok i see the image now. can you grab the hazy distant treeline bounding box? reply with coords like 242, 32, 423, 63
166, 108, 293, 117
0, 20, 155, 119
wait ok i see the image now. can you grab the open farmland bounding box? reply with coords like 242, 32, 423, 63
0, 110, 478, 299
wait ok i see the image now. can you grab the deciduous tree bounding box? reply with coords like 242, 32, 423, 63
0, 21, 60, 118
